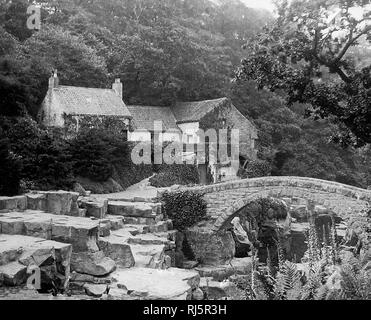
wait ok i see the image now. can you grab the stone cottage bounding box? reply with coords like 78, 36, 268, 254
128, 98, 258, 182
40, 72, 258, 182
39, 71, 132, 136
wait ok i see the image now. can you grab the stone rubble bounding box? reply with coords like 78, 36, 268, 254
0, 191, 201, 300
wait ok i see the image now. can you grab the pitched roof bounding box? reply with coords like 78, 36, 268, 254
127, 105, 179, 131
52, 86, 131, 117
171, 97, 229, 123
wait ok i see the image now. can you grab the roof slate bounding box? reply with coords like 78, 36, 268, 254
171, 97, 229, 123
53, 86, 131, 117
127, 105, 179, 131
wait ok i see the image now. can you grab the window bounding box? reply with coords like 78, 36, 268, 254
121, 129, 128, 141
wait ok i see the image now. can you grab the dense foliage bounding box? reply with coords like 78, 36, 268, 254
238, 159, 272, 179
0, 116, 74, 191
0, 0, 271, 112
0, 137, 22, 196
68, 129, 130, 182
237, 0, 371, 148
160, 190, 207, 230
231, 81, 371, 188
0, 0, 370, 193
0, 117, 152, 192
231, 220, 371, 300
150, 164, 200, 188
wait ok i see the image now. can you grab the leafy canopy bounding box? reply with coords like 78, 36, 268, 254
237, 0, 371, 147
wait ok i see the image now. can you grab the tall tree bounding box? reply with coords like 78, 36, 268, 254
237, 0, 371, 147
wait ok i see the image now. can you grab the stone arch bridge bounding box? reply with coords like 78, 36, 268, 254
173, 177, 371, 233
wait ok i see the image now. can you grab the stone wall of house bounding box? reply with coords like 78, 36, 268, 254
199, 100, 258, 161
40, 90, 65, 127
63, 114, 131, 137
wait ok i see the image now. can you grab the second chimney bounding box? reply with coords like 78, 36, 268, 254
48, 69, 59, 89
112, 78, 123, 100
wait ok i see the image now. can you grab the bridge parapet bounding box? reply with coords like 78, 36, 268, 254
162, 177, 371, 233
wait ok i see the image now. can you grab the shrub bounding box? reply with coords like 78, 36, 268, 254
160, 191, 207, 231
0, 116, 73, 190
150, 164, 200, 188
239, 160, 272, 179
113, 162, 154, 190
0, 138, 22, 196
67, 129, 129, 182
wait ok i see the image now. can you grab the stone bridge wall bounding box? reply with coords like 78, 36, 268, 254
170, 177, 371, 232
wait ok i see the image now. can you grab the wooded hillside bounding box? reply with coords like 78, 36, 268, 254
0, 0, 370, 188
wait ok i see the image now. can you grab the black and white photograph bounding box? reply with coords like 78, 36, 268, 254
0, 0, 370, 308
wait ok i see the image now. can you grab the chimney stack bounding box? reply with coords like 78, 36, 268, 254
112, 78, 123, 100
48, 69, 59, 89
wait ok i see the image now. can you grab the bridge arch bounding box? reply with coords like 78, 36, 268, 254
175, 176, 371, 233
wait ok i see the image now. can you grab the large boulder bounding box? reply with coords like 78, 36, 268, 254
0, 234, 72, 290
71, 251, 116, 276
27, 191, 80, 216
98, 237, 135, 268
185, 223, 235, 266
80, 198, 108, 219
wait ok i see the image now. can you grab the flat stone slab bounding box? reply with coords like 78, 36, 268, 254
92, 187, 159, 204
0, 210, 99, 252
27, 191, 79, 216
122, 215, 163, 226
109, 229, 174, 247
108, 201, 156, 218
110, 267, 200, 300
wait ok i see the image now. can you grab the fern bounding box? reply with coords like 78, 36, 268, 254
314, 285, 331, 300
329, 215, 339, 264
300, 262, 323, 300
275, 261, 302, 300
274, 228, 285, 272
339, 258, 371, 300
